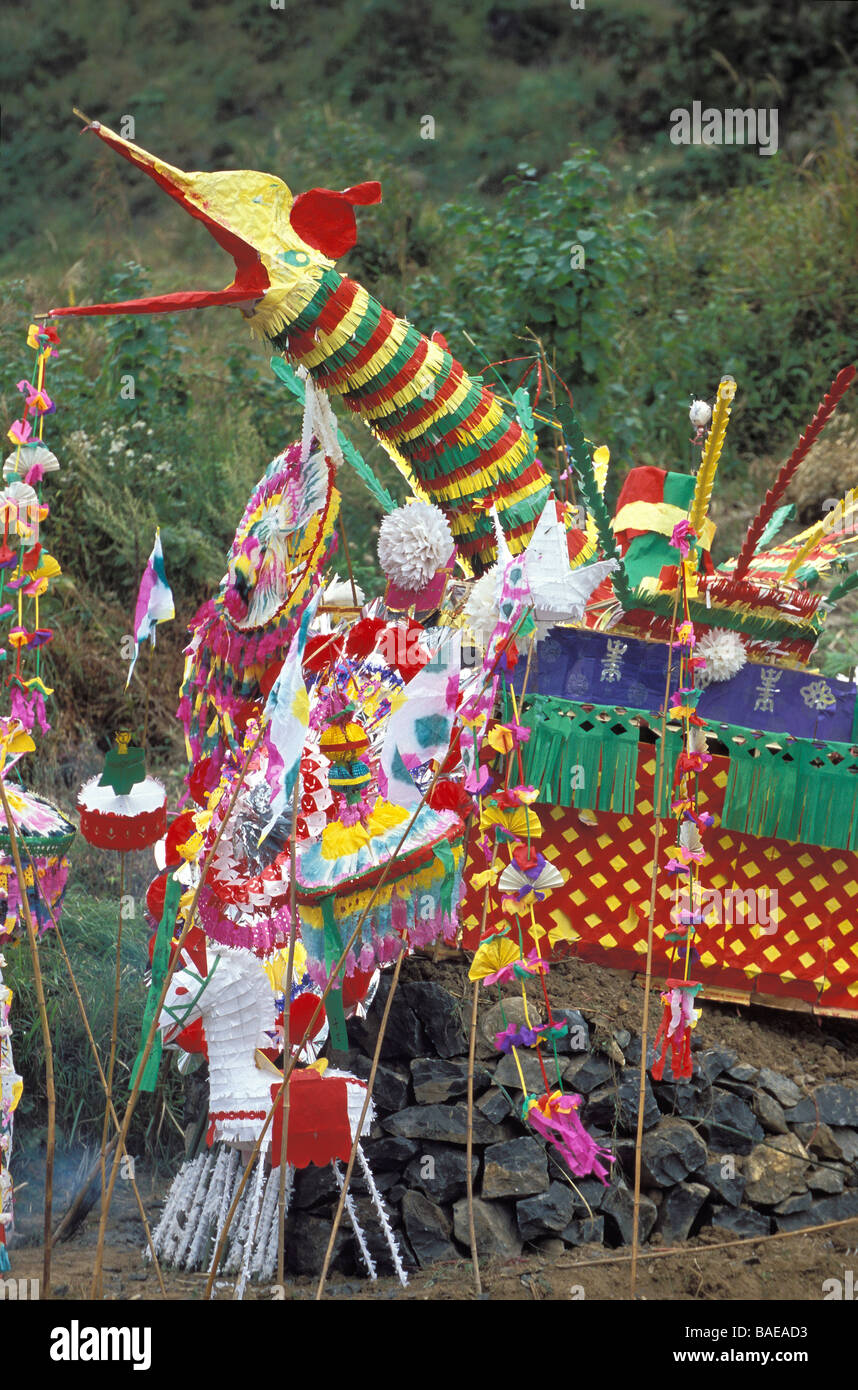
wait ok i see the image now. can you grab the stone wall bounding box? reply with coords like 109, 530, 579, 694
288, 967, 858, 1278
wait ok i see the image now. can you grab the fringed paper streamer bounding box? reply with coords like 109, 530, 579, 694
526, 1091, 613, 1183
735, 364, 856, 579
651, 980, 702, 1081
256, 1164, 288, 1282
159, 1154, 207, 1267
829, 569, 858, 603
794, 742, 858, 851
585, 445, 610, 549
333, 1158, 377, 1280
0, 851, 70, 940
296, 807, 465, 985
516, 697, 639, 814
196, 882, 293, 955
178, 1151, 216, 1269
131, 874, 183, 1092
187, 1146, 230, 1269
720, 740, 801, 843
356, 1142, 408, 1286
697, 723, 858, 853
179, 442, 339, 773
211, 1148, 242, 1273
234, 1151, 268, 1300
555, 401, 631, 606
624, 574, 823, 648
270, 271, 551, 572
516, 694, 858, 852
689, 376, 737, 536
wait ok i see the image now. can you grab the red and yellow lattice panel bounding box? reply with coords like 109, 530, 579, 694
461, 750, 858, 1014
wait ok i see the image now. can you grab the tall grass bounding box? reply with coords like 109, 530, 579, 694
4, 887, 185, 1159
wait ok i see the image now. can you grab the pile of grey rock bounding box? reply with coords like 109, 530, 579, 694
289, 972, 858, 1276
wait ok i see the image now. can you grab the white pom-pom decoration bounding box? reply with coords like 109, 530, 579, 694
464, 568, 501, 650
377, 502, 453, 592
695, 628, 747, 687
689, 399, 712, 430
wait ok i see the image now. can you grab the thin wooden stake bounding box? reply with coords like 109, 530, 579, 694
465, 979, 482, 1297
630, 586, 680, 1299
315, 948, 405, 1300
0, 776, 55, 1296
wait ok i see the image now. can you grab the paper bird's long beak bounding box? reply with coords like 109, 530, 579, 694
49, 119, 271, 318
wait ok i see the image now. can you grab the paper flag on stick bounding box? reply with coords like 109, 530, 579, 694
126, 528, 175, 686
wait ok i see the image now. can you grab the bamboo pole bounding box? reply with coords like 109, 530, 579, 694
465, 978, 482, 1297
630, 585, 680, 1299
0, 776, 56, 1296
315, 948, 405, 1299
567, 1211, 858, 1274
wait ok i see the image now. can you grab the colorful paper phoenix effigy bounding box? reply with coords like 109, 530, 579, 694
41, 118, 858, 1298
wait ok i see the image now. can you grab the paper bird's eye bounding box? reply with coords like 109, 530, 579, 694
279, 250, 310, 267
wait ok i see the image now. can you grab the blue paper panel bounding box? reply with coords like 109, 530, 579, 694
517, 627, 857, 742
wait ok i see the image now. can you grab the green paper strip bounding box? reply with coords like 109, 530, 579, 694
321, 895, 349, 1051
130, 874, 183, 1093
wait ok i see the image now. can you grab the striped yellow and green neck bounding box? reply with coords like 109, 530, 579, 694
260, 269, 549, 573
48, 122, 550, 571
